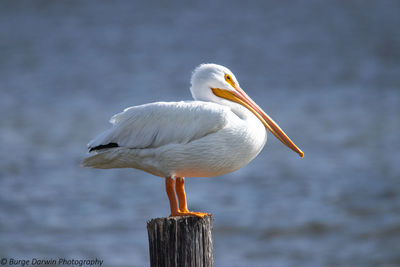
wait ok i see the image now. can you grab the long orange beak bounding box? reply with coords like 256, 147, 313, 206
212, 86, 304, 158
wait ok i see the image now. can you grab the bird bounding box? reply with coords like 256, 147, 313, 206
82, 63, 304, 217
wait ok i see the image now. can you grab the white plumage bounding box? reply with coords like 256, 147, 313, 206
82, 63, 303, 217
82, 100, 266, 178
89, 101, 229, 152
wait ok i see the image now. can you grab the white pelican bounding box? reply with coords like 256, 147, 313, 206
82, 64, 304, 217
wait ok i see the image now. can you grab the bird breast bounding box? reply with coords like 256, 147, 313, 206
162, 106, 267, 178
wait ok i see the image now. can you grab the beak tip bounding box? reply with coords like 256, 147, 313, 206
299, 151, 304, 158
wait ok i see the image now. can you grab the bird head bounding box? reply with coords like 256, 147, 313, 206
190, 63, 304, 158
190, 63, 239, 102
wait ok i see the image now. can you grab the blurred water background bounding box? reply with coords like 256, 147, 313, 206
1, 1, 399, 266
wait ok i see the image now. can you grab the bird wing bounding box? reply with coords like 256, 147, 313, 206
88, 101, 230, 151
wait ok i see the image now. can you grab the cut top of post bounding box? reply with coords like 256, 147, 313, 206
147, 216, 213, 267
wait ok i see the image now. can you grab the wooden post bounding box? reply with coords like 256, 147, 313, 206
147, 216, 213, 267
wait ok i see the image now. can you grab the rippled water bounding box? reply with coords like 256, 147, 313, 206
1, 1, 399, 266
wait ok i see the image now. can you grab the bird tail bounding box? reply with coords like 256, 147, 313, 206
81, 150, 121, 169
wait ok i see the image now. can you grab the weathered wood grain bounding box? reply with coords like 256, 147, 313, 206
147, 216, 213, 267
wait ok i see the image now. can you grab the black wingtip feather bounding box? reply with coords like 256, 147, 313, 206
89, 142, 119, 152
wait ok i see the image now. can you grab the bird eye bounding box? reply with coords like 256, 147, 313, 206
224, 74, 235, 88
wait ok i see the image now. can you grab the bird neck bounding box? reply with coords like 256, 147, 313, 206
223, 99, 256, 121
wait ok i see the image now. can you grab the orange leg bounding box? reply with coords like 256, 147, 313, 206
165, 177, 210, 218
175, 177, 189, 212
176, 177, 210, 217
165, 177, 179, 216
